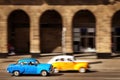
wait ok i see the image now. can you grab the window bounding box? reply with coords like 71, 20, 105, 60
73, 27, 95, 52
60, 58, 64, 61
55, 59, 60, 61
67, 58, 72, 61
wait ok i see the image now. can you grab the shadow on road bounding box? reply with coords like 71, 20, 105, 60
19, 73, 63, 77
58, 70, 98, 73
89, 61, 102, 64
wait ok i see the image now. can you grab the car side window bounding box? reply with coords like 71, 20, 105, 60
55, 59, 59, 61
28, 62, 34, 65
19, 62, 27, 65
35, 60, 39, 64
67, 58, 73, 61
60, 58, 64, 61
20, 62, 24, 65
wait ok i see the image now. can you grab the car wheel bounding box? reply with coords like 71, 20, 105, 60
41, 70, 48, 77
13, 71, 20, 76
79, 68, 86, 73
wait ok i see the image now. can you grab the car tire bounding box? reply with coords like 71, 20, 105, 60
41, 70, 48, 77
13, 71, 20, 76
79, 68, 86, 73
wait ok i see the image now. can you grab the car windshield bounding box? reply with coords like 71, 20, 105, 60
16, 61, 20, 64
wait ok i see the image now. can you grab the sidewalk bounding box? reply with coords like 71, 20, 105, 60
0, 53, 120, 72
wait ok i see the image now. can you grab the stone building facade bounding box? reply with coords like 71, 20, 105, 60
0, 0, 120, 58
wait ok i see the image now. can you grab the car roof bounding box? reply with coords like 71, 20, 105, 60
53, 55, 74, 59
48, 55, 74, 64
18, 58, 37, 63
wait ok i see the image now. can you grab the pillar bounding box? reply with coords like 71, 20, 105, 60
30, 12, 40, 58
62, 9, 74, 54
0, 12, 8, 58
96, 9, 112, 58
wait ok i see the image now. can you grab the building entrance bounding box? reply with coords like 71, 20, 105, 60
112, 11, 120, 53
73, 27, 95, 52
40, 10, 62, 53
73, 10, 96, 53
7, 10, 30, 54
112, 27, 120, 53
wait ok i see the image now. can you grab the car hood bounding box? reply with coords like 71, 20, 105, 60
8, 63, 16, 66
7, 64, 16, 71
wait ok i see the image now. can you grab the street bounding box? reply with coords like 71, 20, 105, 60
1, 71, 120, 80
1, 53, 120, 80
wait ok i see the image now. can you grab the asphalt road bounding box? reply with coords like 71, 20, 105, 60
1, 71, 120, 80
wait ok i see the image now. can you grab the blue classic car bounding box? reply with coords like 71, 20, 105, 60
7, 58, 54, 76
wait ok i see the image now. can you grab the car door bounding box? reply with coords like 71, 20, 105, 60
64, 58, 76, 70
58, 58, 67, 70
24, 62, 37, 74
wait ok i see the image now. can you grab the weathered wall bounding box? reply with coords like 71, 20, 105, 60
0, 1, 120, 56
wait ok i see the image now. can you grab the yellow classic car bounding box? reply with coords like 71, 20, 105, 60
48, 55, 90, 73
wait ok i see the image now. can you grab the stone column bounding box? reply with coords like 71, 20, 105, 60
62, 9, 73, 54
96, 9, 112, 58
30, 12, 40, 58
0, 12, 8, 58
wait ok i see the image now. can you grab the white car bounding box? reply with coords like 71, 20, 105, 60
48, 55, 90, 73
48, 55, 89, 64
48, 55, 74, 64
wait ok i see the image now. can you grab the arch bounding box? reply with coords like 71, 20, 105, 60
7, 9, 30, 54
40, 10, 62, 53
72, 10, 96, 53
112, 10, 120, 53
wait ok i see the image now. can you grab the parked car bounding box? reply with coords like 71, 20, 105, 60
7, 58, 54, 77
48, 55, 90, 73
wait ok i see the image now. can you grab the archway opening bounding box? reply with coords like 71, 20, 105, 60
112, 10, 120, 53
8, 10, 30, 54
40, 10, 62, 53
72, 10, 96, 53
